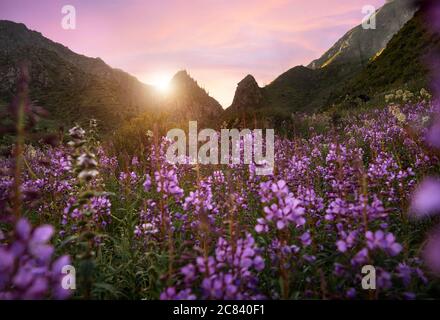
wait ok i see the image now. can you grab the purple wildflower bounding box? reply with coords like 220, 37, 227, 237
365, 230, 402, 256
0, 218, 72, 300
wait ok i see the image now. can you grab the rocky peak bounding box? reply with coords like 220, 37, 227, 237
172, 69, 192, 81
170, 70, 200, 92
228, 74, 263, 111
162, 70, 223, 120
240, 74, 259, 86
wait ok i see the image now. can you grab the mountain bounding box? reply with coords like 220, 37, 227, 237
335, 9, 440, 103
226, 0, 419, 116
0, 20, 160, 130
160, 70, 223, 122
228, 75, 264, 112
0, 0, 430, 132
0, 21, 223, 131
308, 0, 417, 70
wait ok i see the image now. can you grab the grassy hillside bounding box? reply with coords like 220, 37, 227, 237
0, 21, 158, 132
337, 10, 440, 103
225, 9, 437, 125
263, 66, 318, 112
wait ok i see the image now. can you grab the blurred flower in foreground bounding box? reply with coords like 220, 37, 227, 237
76, 152, 99, 181
410, 178, 440, 218
0, 218, 71, 300
68, 126, 86, 148
423, 228, 440, 275
427, 118, 440, 149
425, 0, 440, 33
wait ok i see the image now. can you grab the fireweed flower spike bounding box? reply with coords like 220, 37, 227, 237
257, 180, 305, 232
161, 234, 265, 300
365, 230, 403, 256
67, 126, 86, 148
76, 152, 99, 182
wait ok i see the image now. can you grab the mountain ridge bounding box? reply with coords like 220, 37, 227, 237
0, 0, 432, 131
160, 70, 224, 121
332, 9, 440, 106
226, 0, 419, 115
0, 20, 224, 130
308, 0, 417, 70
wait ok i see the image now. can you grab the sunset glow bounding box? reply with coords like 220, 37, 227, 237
0, 0, 386, 106
1, 0, 438, 303
147, 73, 173, 94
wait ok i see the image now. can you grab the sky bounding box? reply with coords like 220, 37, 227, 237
0, 0, 386, 107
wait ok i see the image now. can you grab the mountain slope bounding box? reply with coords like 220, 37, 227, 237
263, 66, 319, 112
226, 0, 420, 116
308, 0, 417, 69
0, 21, 224, 131
335, 9, 440, 102
160, 70, 223, 123
0, 20, 159, 130
228, 75, 264, 112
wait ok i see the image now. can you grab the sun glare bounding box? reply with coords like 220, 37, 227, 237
150, 74, 172, 94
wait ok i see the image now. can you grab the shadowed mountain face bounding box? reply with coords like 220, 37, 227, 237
228, 75, 264, 112
227, 0, 419, 115
161, 70, 224, 121
0, 21, 224, 130
308, 0, 417, 70
0, 20, 159, 130
338, 9, 440, 102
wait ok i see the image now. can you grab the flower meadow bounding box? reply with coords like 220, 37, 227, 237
1, 88, 440, 299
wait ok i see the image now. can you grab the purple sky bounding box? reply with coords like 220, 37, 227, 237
0, 0, 385, 107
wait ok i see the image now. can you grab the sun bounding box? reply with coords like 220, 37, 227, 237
150, 74, 172, 94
